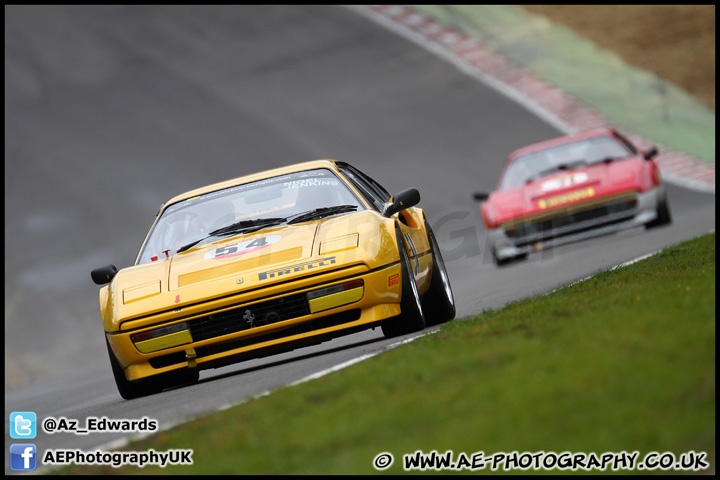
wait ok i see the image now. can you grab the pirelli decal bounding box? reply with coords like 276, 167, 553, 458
538, 187, 595, 210
258, 256, 337, 281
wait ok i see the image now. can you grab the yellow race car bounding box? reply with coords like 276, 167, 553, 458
91, 160, 455, 399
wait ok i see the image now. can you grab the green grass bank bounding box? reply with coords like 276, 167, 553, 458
55, 232, 715, 475
412, 5, 715, 165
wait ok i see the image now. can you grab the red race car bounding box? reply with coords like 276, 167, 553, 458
474, 128, 672, 266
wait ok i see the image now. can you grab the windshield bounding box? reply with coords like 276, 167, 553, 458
498, 136, 632, 190
136, 168, 364, 265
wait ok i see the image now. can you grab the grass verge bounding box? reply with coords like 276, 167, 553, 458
54, 233, 715, 475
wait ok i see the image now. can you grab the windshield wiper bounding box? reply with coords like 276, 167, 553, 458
526, 159, 588, 183
588, 155, 631, 166
177, 217, 286, 253
287, 205, 358, 225
177, 207, 358, 254
209, 217, 286, 237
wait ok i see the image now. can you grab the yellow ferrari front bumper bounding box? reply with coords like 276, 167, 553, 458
106, 262, 403, 381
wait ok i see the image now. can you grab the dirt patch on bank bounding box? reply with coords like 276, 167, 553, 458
522, 5, 715, 110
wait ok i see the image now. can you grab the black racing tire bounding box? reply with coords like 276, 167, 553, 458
645, 195, 672, 229
106, 338, 200, 400
493, 250, 526, 267
422, 220, 456, 326
382, 228, 426, 338
106, 338, 163, 400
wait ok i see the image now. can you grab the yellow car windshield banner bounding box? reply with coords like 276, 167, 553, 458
538, 187, 595, 210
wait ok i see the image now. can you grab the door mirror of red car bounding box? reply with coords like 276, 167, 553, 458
643, 146, 659, 160
384, 188, 420, 217
473, 192, 489, 201
91, 264, 118, 285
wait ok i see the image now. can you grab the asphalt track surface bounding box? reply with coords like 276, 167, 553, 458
4, 5, 715, 474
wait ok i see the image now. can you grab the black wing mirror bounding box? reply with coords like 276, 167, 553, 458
91, 264, 118, 285
384, 188, 420, 217
643, 146, 658, 160
473, 192, 490, 201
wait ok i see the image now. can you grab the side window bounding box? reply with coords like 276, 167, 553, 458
337, 163, 390, 211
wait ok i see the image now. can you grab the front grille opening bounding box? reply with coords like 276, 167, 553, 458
189, 292, 310, 342
149, 309, 362, 369
507, 198, 637, 246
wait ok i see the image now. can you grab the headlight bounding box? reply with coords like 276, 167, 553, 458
306, 279, 364, 314
131, 322, 192, 353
